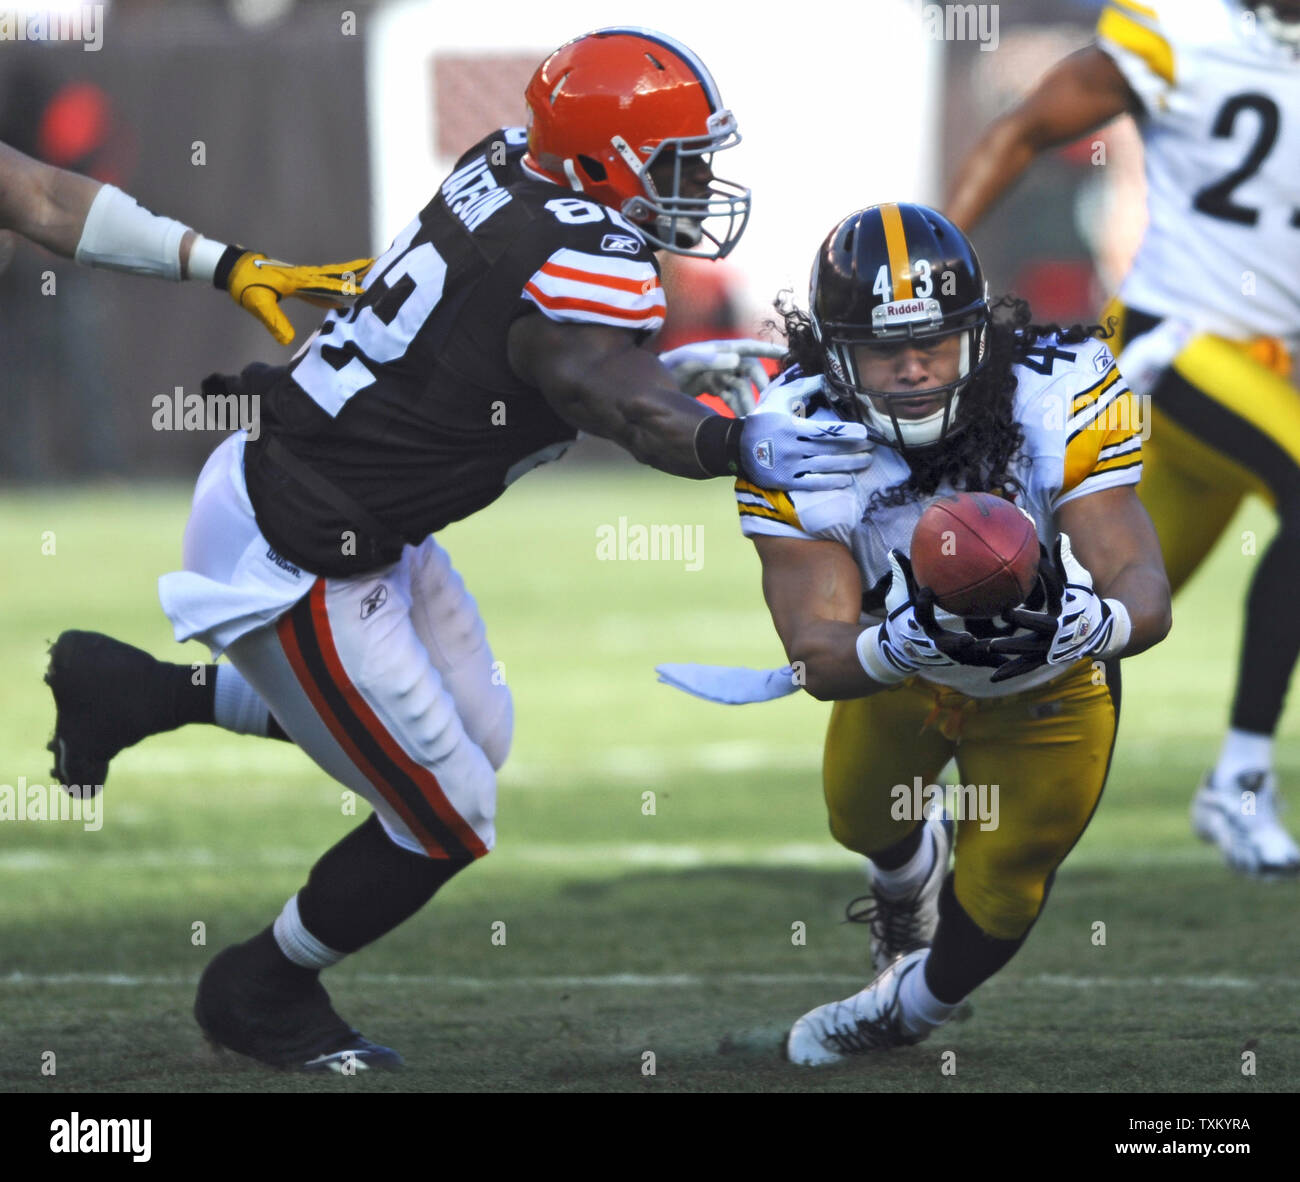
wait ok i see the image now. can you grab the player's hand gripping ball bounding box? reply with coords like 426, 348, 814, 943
910, 491, 1039, 618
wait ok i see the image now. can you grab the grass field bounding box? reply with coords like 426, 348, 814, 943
1, 459, 1298, 1094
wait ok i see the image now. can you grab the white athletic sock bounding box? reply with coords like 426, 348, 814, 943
213, 664, 270, 736
273, 894, 345, 970
898, 951, 964, 1037
870, 823, 938, 898
1213, 729, 1274, 787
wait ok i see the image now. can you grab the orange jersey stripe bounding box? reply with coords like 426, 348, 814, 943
524, 283, 664, 323
538, 260, 662, 297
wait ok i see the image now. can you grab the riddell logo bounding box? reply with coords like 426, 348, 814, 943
886, 301, 928, 317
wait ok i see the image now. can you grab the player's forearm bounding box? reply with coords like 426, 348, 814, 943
784, 618, 892, 701
0, 142, 94, 251
539, 338, 738, 478
1098, 559, 1172, 658
946, 117, 1041, 232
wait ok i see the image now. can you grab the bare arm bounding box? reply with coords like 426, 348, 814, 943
752, 533, 889, 701
945, 46, 1141, 232
1058, 483, 1172, 657
507, 315, 723, 479
0, 141, 197, 271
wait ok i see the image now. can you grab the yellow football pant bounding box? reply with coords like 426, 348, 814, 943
1106, 301, 1298, 594
823, 661, 1119, 941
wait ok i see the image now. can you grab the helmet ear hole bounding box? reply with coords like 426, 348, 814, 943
576, 154, 607, 183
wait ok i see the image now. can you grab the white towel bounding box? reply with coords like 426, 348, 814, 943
655, 662, 802, 704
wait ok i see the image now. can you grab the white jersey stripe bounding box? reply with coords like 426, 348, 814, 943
527, 270, 665, 315
521, 286, 665, 332
545, 248, 662, 284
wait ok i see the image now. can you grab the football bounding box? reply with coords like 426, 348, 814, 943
910, 492, 1040, 617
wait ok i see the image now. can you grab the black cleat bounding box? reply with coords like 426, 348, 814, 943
44, 630, 176, 795
195, 943, 403, 1074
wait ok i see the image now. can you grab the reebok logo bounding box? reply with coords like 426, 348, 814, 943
600, 234, 641, 254
360, 585, 388, 619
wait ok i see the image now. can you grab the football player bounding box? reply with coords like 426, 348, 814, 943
945, 0, 1300, 876
0, 138, 370, 343
44, 27, 872, 1073
718, 203, 1170, 1062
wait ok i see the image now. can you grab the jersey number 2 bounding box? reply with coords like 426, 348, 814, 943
292, 219, 447, 417
1191, 93, 1299, 229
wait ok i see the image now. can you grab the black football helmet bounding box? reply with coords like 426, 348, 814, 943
809, 203, 989, 450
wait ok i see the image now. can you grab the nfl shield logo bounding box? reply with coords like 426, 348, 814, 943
754, 439, 775, 469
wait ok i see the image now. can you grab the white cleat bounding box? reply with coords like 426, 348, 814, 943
847, 814, 954, 973
785, 949, 929, 1067
1192, 770, 1300, 879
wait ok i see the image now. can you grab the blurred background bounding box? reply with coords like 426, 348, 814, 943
0, 0, 1137, 479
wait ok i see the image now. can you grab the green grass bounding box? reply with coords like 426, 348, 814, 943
1, 462, 1297, 1092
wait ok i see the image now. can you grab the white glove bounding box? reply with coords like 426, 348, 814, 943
738, 406, 874, 492
857, 551, 982, 684
659, 338, 786, 416
988, 533, 1131, 682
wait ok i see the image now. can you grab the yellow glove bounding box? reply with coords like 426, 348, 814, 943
217, 247, 374, 345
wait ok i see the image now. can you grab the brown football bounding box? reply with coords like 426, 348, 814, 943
910, 492, 1040, 618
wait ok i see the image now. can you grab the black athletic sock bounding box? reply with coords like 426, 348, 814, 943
240, 924, 321, 992
296, 814, 472, 955
924, 875, 1026, 1004
869, 821, 926, 870
1231, 522, 1300, 734
162, 663, 217, 729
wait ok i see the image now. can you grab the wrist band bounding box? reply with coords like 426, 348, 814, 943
1101, 598, 1132, 659
693, 413, 743, 477
855, 624, 905, 686
74, 184, 190, 280
187, 235, 230, 284
212, 243, 249, 292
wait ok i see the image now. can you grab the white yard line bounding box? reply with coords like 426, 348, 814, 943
0, 842, 1220, 871
0, 971, 1282, 989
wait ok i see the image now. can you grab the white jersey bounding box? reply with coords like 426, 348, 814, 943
736, 337, 1142, 699
1097, 0, 1300, 341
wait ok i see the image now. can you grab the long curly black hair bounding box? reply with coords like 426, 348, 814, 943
771, 293, 1111, 512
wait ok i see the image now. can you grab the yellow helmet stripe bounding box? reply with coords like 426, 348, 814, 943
879, 203, 914, 301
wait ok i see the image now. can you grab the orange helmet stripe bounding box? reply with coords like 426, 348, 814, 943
879, 202, 913, 301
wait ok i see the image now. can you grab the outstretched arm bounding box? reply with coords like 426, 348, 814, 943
508, 315, 874, 489
0, 139, 371, 344
945, 46, 1140, 232
1057, 484, 1171, 657
751, 533, 877, 701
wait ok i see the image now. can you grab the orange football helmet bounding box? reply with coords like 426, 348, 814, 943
523, 27, 750, 259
